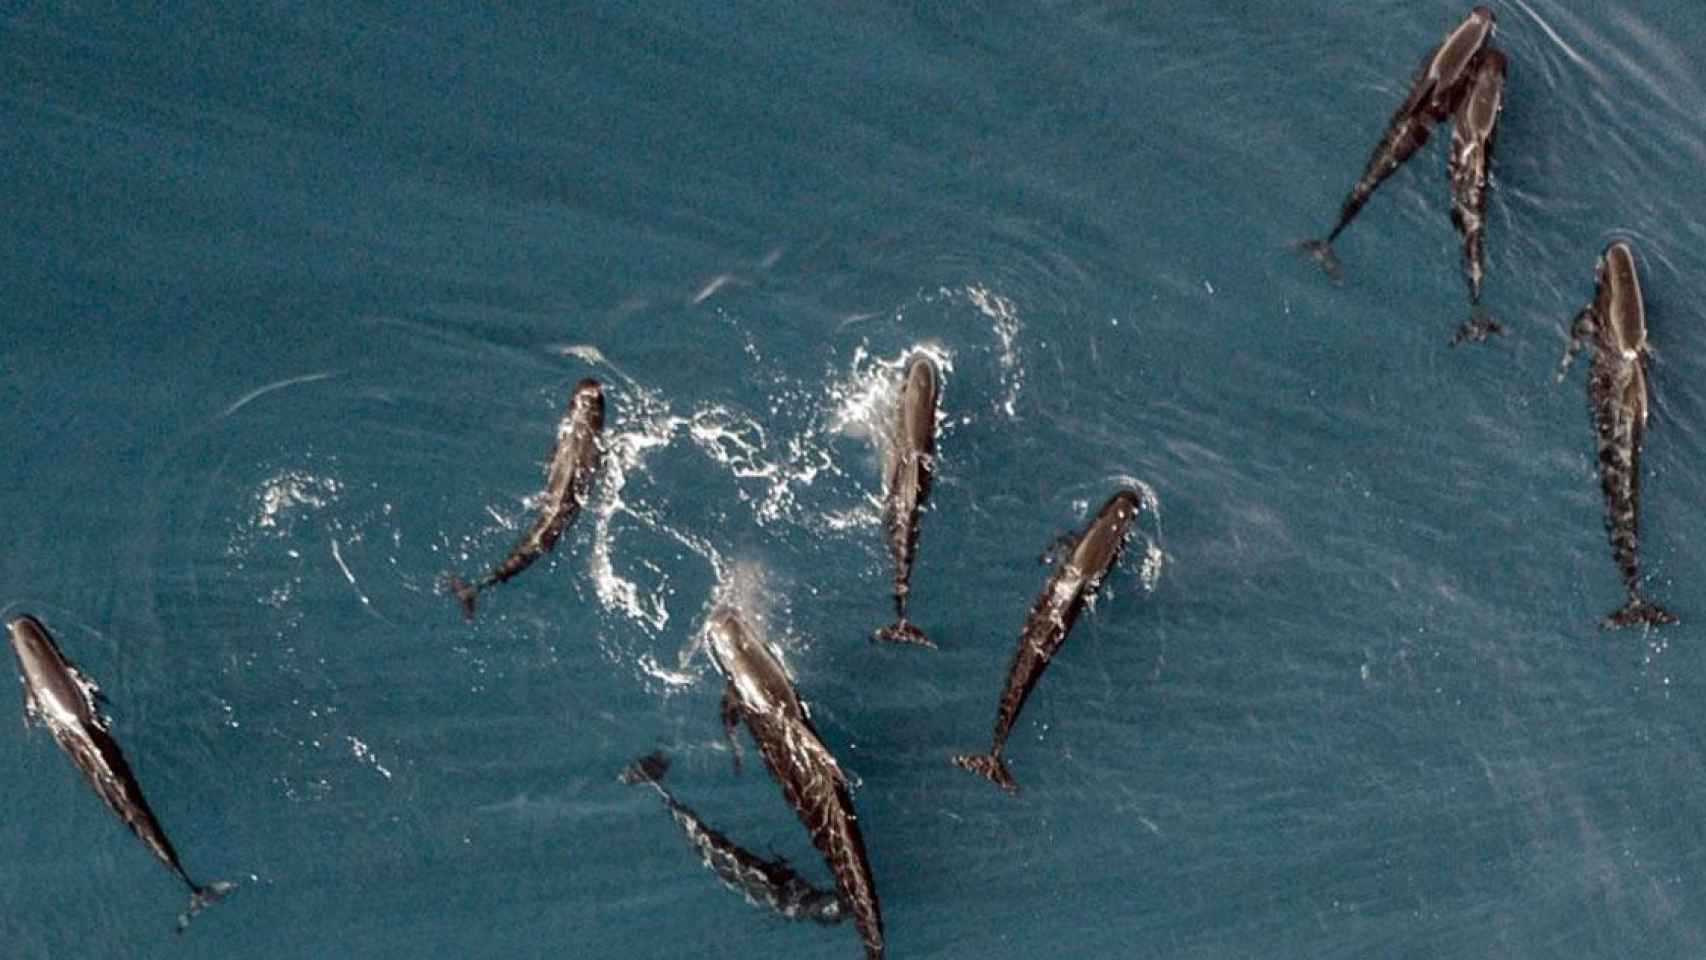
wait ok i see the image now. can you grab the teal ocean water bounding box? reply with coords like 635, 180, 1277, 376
5, 2, 1706, 957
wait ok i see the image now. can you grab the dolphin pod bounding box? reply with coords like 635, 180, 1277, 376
705, 608, 884, 959
8, 4, 1691, 956
1299, 6, 1496, 282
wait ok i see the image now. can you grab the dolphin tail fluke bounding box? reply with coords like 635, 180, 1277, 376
1451, 309, 1503, 347
1603, 597, 1679, 630
618, 751, 671, 785
176, 880, 236, 933
950, 752, 1017, 794
1295, 239, 1344, 282
874, 620, 936, 649
442, 574, 479, 619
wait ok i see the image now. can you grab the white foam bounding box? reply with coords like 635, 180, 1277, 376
965, 285, 1025, 418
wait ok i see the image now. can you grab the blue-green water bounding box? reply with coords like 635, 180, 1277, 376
5, 2, 1706, 957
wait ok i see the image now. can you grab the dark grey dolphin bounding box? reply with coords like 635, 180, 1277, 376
874, 355, 939, 648
619, 751, 845, 924
1447, 47, 1508, 344
952, 489, 1144, 793
706, 609, 884, 959
7, 615, 235, 931
446, 378, 605, 617
1299, 6, 1497, 278
1557, 242, 1677, 628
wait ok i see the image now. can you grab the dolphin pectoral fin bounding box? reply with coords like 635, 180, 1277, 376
1602, 597, 1679, 630
873, 621, 936, 649
720, 687, 745, 775
176, 880, 236, 933
950, 752, 1017, 794
1557, 306, 1597, 382
20, 681, 41, 729
1295, 239, 1344, 282
1039, 532, 1078, 567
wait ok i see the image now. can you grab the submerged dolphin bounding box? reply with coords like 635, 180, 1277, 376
7, 615, 235, 931
619, 751, 845, 924
1447, 47, 1508, 344
446, 378, 605, 617
706, 609, 884, 959
874, 355, 939, 648
1557, 242, 1677, 628
952, 489, 1144, 793
1299, 6, 1496, 278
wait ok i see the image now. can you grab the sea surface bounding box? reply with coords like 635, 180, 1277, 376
5, 2, 1706, 957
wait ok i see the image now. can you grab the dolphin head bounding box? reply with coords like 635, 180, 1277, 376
900, 356, 939, 448
7, 616, 89, 727
903, 355, 937, 399
704, 608, 795, 716
1599, 241, 1647, 354
1427, 6, 1497, 113
1070, 489, 1143, 576
703, 609, 740, 677
1462, 49, 1507, 133
571, 378, 605, 430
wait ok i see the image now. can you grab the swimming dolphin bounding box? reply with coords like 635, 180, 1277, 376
874, 355, 939, 648
446, 378, 604, 617
619, 751, 845, 924
1557, 242, 1677, 628
1447, 47, 1508, 342
1299, 6, 1496, 278
7, 615, 235, 931
706, 609, 884, 959
952, 489, 1144, 793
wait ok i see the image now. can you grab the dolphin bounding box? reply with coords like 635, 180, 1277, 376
446, 378, 605, 618
1299, 6, 1496, 278
619, 751, 845, 925
1447, 47, 1508, 343
706, 609, 884, 959
1557, 242, 1677, 628
952, 489, 1144, 793
7, 615, 235, 931
874, 355, 939, 648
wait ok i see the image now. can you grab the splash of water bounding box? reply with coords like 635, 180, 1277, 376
1115, 474, 1168, 593
965, 285, 1025, 418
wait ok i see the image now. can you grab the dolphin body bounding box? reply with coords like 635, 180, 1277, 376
952, 489, 1144, 793
7, 615, 235, 931
874, 356, 940, 648
1557, 242, 1678, 629
1299, 6, 1497, 278
447, 378, 605, 618
619, 751, 845, 924
706, 609, 884, 959
1447, 47, 1509, 344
